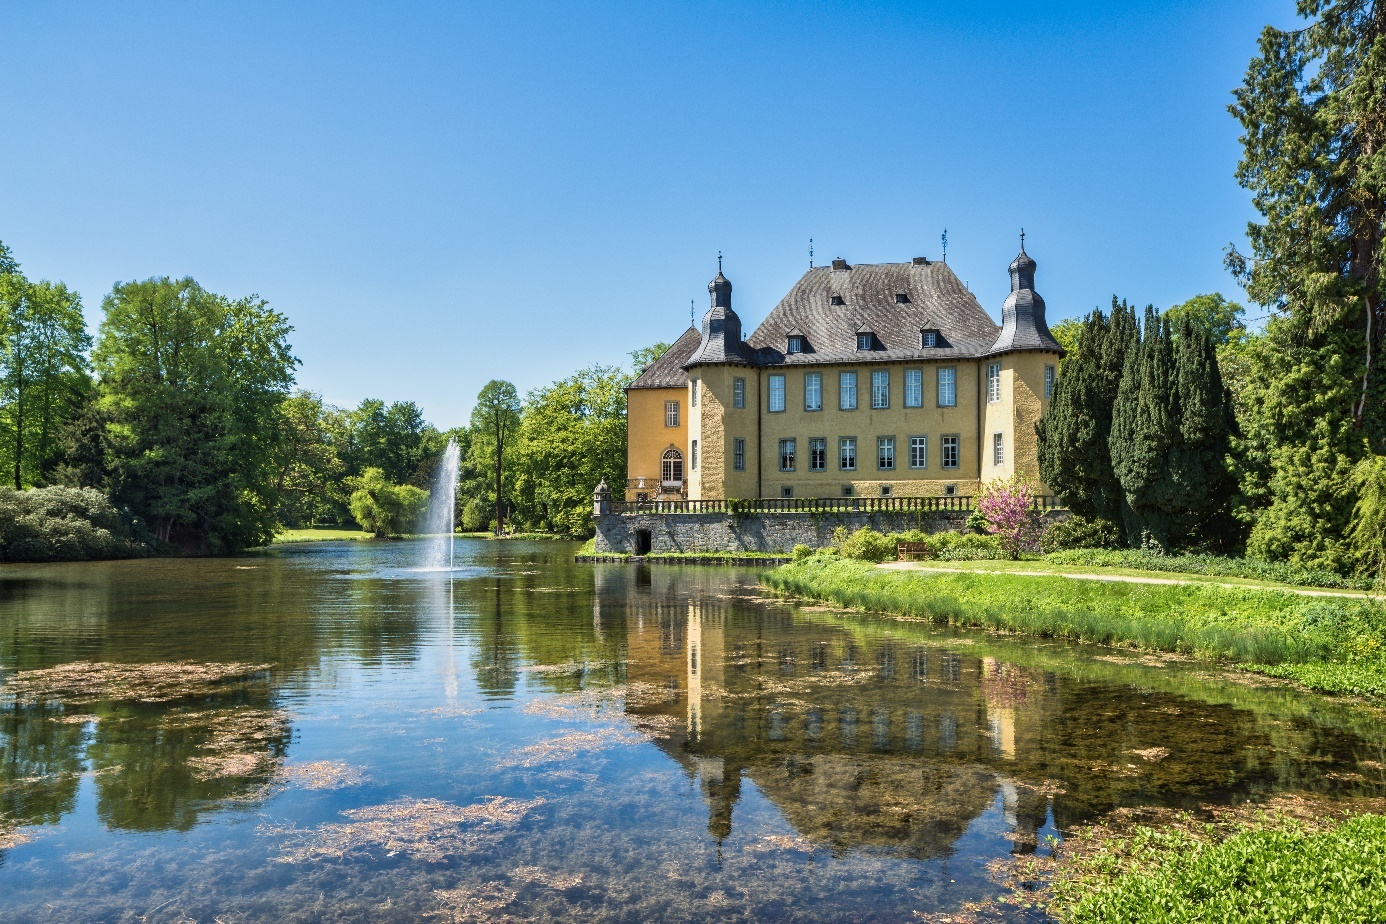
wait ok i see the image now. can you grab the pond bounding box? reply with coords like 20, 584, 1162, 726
1, 539, 1384, 922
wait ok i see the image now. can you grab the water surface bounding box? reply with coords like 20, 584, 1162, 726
1, 539, 1384, 922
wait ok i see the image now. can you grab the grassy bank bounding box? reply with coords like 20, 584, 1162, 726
996, 797, 1386, 923
272, 528, 374, 543
762, 557, 1386, 697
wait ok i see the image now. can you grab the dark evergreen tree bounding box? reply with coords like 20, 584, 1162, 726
1167, 313, 1239, 547
1037, 298, 1139, 527
1111, 308, 1180, 547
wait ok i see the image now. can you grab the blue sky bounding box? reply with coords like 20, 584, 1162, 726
0, 1, 1289, 428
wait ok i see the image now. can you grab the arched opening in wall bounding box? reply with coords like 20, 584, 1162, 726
634, 529, 652, 556
661, 449, 684, 491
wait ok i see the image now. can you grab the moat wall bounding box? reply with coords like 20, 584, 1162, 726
593, 510, 979, 554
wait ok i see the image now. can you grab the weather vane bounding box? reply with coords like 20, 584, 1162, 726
809, 238, 814, 268
690, 298, 694, 327
1020, 227, 1026, 248
717, 250, 722, 273
942, 228, 948, 262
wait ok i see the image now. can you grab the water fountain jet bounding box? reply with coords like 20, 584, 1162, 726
422, 438, 461, 571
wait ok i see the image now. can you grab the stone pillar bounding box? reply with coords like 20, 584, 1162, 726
593, 479, 611, 517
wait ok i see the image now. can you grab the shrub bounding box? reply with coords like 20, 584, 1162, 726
792, 543, 814, 561
974, 477, 1043, 557
1040, 515, 1123, 554
349, 468, 430, 537
1043, 548, 1377, 591
0, 487, 147, 562
965, 509, 990, 534
838, 527, 896, 563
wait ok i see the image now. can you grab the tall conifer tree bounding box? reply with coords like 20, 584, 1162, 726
1168, 314, 1238, 546
1111, 308, 1180, 547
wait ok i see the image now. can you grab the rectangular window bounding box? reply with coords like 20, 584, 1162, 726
841, 484, 854, 497
787, 335, 804, 354
840, 371, 857, 410
804, 373, 822, 411
733, 438, 745, 471
857, 332, 873, 351
880, 484, 893, 496
665, 401, 679, 427
839, 437, 857, 471
733, 377, 745, 408
779, 438, 796, 472
987, 362, 1002, 403
942, 435, 959, 469
809, 437, 827, 472
769, 374, 785, 412
1045, 364, 1056, 399
904, 368, 922, 407
937, 367, 957, 407
909, 436, 927, 469
922, 330, 937, 348
690, 378, 698, 407
871, 370, 889, 409
993, 432, 1005, 466
781, 486, 794, 499
877, 436, 895, 470
691, 439, 699, 469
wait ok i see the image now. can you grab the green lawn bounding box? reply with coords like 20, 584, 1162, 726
764, 556, 1386, 697
272, 528, 374, 543
887, 558, 1377, 598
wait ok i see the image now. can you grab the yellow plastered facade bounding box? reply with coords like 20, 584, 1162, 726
625, 386, 688, 500
629, 353, 1059, 500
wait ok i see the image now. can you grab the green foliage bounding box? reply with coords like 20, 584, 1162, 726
1042, 548, 1377, 591
1164, 292, 1246, 346
628, 341, 671, 375
1038, 300, 1139, 527
1110, 308, 1179, 546
0, 270, 93, 489
1227, 1, 1386, 572
792, 543, 813, 561
274, 391, 347, 528
838, 527, 896, 563
513, 365, 626, 536
467, 380, 522, 535
1049, 316, 1083, 365
94, 278, 297, 553
763, 557, 1386, 696
1349, 455, 1386, 586
1040, 515, 1122, 554
347, 467, 429, 537
964, 509, 989, 534
1058, 813, 1386, 924
0, 486, 146, 561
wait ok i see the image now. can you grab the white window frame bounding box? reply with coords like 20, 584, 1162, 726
768, 374, 785, 412
779, 438, 796, 472
877, 436, 895, 470
839, 437, 857, 471
871, 370, 889, 409
690, 378, 698, 407
691, 439, 699, 469
733, 437, 745, 471
856, 332, 873, 351
941, 434, 959, 470
937, 367, 957, 407
804, 372, 822, 411
987, 362, 1002, 404
1044, 364, 1056, 399
787, 335, 804, 354
809, 437, 827, 472
661, 449, 684, 486
993, 432, 1005, 466
922, 330, 937, 348
733, 377, 745, 408
839, 371, 857, 410
909, 436, 927, 469
665, 401, 679, 427
904, 368, 923, 407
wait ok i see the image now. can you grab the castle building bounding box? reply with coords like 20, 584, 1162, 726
625, 245, 1063, 501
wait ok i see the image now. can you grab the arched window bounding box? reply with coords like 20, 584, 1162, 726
661, 449, 684, 487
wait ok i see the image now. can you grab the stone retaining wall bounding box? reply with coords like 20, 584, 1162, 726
593, 510, 982, 555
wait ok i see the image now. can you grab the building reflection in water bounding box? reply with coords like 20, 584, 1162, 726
598, 566, 1386, 861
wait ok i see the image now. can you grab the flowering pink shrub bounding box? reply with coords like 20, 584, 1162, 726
973, 477, 1042, 558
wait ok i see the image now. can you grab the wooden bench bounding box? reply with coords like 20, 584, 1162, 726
897, 541, 934, 562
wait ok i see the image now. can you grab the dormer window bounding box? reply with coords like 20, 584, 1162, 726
921, 330, 938, 348
830, 295, 846, 306
787, 335, 804, 354
895, 293, 910, 304
856, 332, 873, 351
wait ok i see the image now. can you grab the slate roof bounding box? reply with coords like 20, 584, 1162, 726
742, 260, 1005, 365
985, 247, 1065, 356
628, 326, 701, 389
